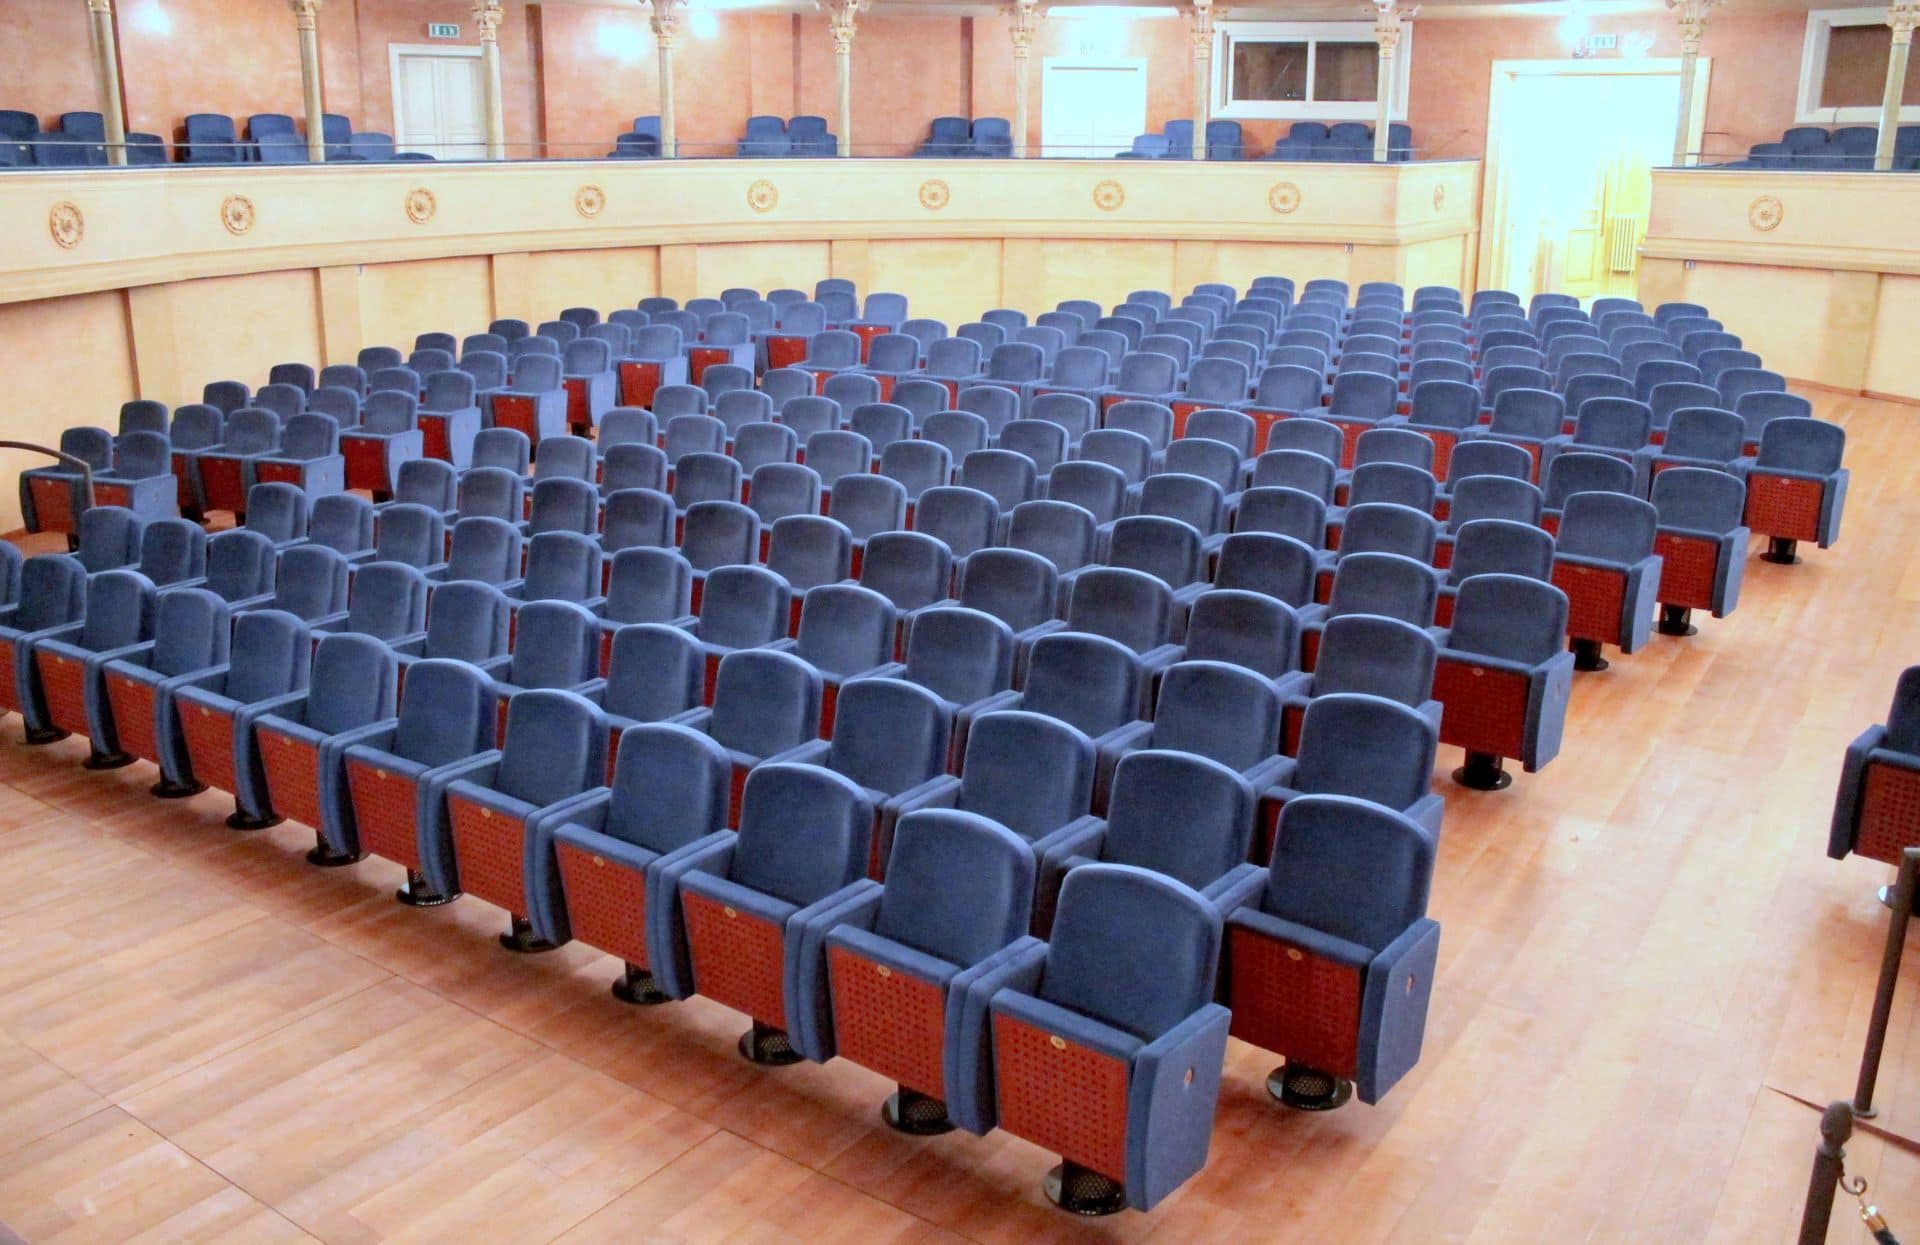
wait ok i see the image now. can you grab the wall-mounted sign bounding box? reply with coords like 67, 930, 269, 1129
428, 22, 461, 38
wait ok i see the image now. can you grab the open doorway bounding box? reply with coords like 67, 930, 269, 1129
1478, 59, 1709, 303
389, 44, 488, 159
1041, 59, 1149, 158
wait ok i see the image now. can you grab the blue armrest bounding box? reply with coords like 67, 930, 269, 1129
1358, 916, 1440, 1104
645, 830, 736, 999
1125, 1002, 1231, 1210
788, 879, 885, 1061
1831, 725, 1886, 859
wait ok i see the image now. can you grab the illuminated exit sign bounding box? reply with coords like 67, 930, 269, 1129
427, 22, 461, 38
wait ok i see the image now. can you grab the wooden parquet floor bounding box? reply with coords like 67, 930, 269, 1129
2, 388, 1919, 1244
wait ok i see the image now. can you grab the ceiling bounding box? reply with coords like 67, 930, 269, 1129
537, 0, 1827, 17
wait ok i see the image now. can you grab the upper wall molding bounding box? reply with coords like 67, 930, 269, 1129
1643, 168, 1920, 277
0, 158, 1480, 304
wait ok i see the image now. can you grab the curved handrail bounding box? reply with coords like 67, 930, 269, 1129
0, 441, 97, 510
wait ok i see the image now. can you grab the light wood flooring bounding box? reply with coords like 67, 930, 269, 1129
3, 388, 1920, 1243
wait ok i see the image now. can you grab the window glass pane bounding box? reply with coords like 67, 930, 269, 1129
1821, 24, 1920, 108
1231, 41, 1308, 102
1313, 41, 1380, 102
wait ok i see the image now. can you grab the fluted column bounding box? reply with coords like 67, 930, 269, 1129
85, 0, 128, 166
1371, 0, 1413, 163
1875, 1, 1919, 170
292, 0, 326, 163
1189, 0, 1214, 159
819, 0, 866, 157
1667, 0, 1716, 167
650, 0, 684, 158
474, 0, 506, 159
1009, 0, 1040, 158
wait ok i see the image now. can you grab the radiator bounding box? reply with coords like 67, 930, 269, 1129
1609, 215, 1643, 273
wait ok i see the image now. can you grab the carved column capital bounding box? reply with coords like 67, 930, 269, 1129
1890, 0, 1920, 43
472, 0, 503, 39
291, 0, 322, 31
87, 0, 114, 16
1665, 0, 1720, 54
1009, 0, 1041, 58
650, 0, 684, 46
1369, 0, 1415, 56
1189, 0, 1215, 54
818, 0, 866, 52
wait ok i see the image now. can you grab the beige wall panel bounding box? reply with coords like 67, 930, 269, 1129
1000, 240, 1177, 319
164, 270, 322, 404
865, 240, 1003, 331
1866, 276, 1920, 401
0, 292, 136, 530
1680, 264, 1873, 391
1400, 236, 1471, 293
688, 243, 834, 304
1211, 243, 1354, 292
519, 248, 660, 323
354, 258, 494, 357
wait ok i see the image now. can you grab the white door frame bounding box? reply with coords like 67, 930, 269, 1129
1041, 57, 1150, 159
1476, 57, 1711, 293
389, 42, 484, 157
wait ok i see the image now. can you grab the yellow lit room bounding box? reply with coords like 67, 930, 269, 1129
2, 0, 1920, 1241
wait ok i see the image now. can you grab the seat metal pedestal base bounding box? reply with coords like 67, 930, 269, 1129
1761, 537, 1800, 565
1268, 1062, 1354, 1112
226, 807, 282, 831
613, 962, 670, 1005
881, 1086, 955, 1136
499, 914, 557, 953
395, 869, 458, 908
1044, 1161, 1127, 1216
305, 834, 364, 868
1877, 884, 1920, 917
84, 749, 134, 771
1571, 638, 1609, 672
738, 1021, 803, 1066
1657, 605, 1698, 638
23, 727, 69, 746
1453, 751, 1512, 791
151, 777, 205, 800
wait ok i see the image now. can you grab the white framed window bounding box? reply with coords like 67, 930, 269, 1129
1209, 21, 1410, 122
1796, 8, 1920, 124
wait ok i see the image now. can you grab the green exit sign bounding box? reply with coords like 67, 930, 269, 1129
427, 22, 460, 38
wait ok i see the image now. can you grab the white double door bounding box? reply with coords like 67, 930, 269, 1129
391, 46, 488, 160
1042, 60, 1150, 159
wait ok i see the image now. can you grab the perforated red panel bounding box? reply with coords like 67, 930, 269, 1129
196, 458, 248, 515
828, 945, 948, 1099
1281, 704, 1303, 757
1654, 532, 1721, 612
1856, 761, 1920, 866
1424, 430, 1460, 482
1432, 656, 1529, 760
874, 374, 896, 403
1541, 512, 1561, 539
991, 1013, 1130, 1183
1744, 473, 1823, 543
252, 461, 302, 488
105, 673, 158, 763
1226, 925, 1363, 1077
92, 482, 132, 509
446, 793, 529, 913
764, 337, 807, 372
26, 477, 76, 536
728, 762, 748, 829
1170, 401, 1203, 440
1432, 540, 1453, 571
848, 324, 887, 362
418, 413, 453, 463
34, 650, 91, 739
681, 888, 788, 1027
1324, 523, 1343, 554
555, 839, 652, 965
1433, 592, 1456, 629
933, 378, 960, 406
0, 638, 21, 714
345, 757, 422, 868
178, 701, 238, 794
170, 454, 195, 511
563, 379, 592, 433
259, 727, 323, 829
1328, 420, 1368, 469
1245, 409, 1285, 452
1313, 568, 1334, 605
687, 347, 729, 387
1301, 629, 1321, 673
342, 437, 392, 494
618, 361, 664, 409
491, 395, 540, 443
820, 683, 840, 740
1551, 561, 1627, 646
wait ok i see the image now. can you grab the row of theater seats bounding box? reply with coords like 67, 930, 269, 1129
1119, 120, 1417, 162
4, 273, 1831, 1212
1731, 124, 1920, 171
0, 108, 407, 167
22, 277, 1842, 785
0, 491, 1449, 1212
